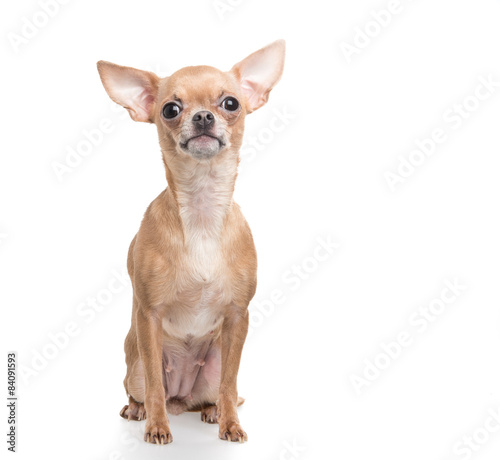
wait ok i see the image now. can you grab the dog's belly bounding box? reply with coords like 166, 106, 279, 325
159, 283, 226, 409
161, 335, 221, 407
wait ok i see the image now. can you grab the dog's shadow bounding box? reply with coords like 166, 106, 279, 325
117, 410, 251, 460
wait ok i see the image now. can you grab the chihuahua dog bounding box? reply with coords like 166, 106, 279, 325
96, 40, 285, 444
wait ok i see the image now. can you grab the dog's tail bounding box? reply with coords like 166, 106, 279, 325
166, 398, 188, 415
187, 396, 245, 413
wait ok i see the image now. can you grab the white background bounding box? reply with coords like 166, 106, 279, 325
2, 0, 500, 459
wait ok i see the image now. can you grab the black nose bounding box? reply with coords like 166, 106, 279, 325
192, 110, 215, 129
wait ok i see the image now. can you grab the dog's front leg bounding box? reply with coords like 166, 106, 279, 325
136, 307, 172, 444
218, 308, 249, 442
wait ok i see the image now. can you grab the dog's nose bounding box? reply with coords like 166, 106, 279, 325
192, 111, 215, 129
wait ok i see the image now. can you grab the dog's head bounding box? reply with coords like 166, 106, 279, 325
97, 40, 285, 161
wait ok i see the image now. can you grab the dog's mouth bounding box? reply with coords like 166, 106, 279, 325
179, 133, 226, 158
180, 134, 224, 148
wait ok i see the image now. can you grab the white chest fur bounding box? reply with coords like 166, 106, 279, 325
176, 161, 234, 282
164, 160, 235, 339
162, 281, 226, 339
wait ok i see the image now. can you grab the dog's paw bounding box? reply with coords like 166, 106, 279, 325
144, 421, 173, 445
201, 405, 218, 424
120, 399, 146, 421
218, 420, 247, 443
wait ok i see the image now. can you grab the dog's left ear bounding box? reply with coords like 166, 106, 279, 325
97, 61, 159, 123
231, 39, 286, 113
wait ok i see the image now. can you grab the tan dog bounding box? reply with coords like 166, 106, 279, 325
96, 40, 285, 444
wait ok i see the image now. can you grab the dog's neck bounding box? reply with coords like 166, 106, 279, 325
163, 149, 239, 241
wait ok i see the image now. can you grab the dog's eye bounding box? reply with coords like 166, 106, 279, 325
221, 97, 239, 111
162, 103, 182, 119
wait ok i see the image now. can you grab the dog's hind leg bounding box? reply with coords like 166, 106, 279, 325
120, 303, 149, 421
199, 397, 245, 424
120, 396, 147, 421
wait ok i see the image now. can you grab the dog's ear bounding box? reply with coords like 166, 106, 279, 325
97, 61, 159, 123
231, 40, 285, 113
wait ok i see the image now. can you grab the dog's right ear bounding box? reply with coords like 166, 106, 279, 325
97, 61, 159, 123
231, 40, 285, 114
